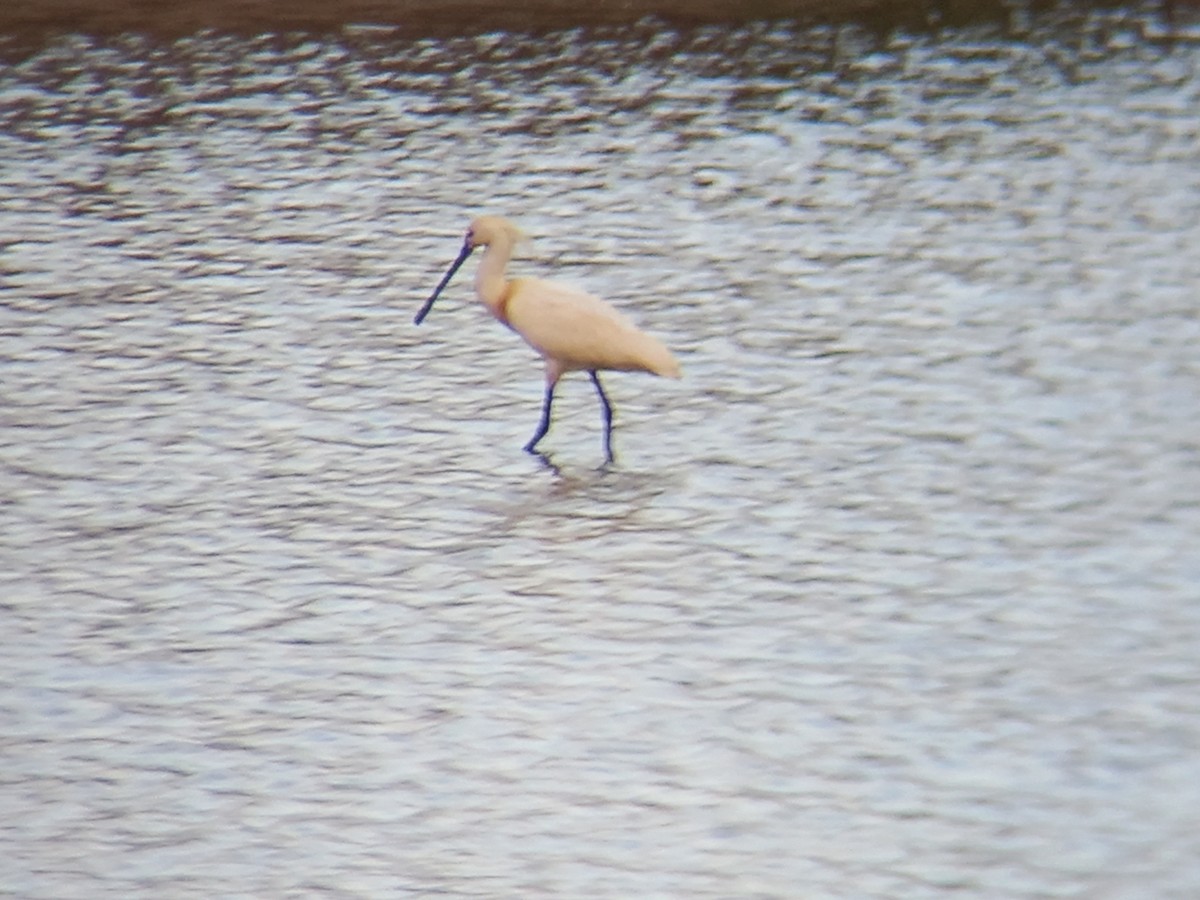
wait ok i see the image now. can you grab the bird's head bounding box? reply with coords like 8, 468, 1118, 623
464, 215, 525, 250
414, 215, 524, 325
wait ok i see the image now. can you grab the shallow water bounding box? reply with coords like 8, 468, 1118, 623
3, 4, 1200, 897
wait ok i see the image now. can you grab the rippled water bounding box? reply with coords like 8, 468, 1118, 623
3, 5, 1199, 897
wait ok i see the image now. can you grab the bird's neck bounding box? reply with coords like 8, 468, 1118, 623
475, 238, 513, 316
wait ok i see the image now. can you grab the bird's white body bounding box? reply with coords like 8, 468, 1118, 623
415, 215, 680, 462
501, 276, 681, 384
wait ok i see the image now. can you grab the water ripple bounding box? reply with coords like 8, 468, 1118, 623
3, 5, 1200, 898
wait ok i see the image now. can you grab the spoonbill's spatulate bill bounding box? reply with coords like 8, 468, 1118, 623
415, 215, 681, 464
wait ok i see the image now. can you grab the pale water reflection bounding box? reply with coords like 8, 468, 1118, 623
2, 4, 1199, 897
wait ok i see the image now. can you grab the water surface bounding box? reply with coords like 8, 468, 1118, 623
2, 5, 1199, 897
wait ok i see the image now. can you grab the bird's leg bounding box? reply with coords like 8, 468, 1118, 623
524, 382, 556, 454
590, 371, 615, 464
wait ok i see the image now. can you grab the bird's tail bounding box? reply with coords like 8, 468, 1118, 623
644, 338, 682, 379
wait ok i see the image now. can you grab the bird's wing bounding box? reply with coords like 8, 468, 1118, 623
505, 277, 672, 375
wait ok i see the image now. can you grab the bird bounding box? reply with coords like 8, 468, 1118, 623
414, 215, 681, 464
